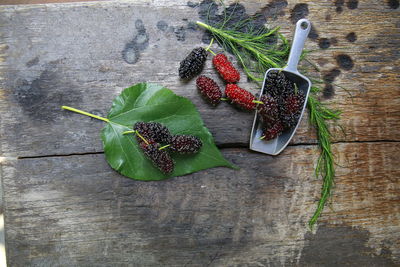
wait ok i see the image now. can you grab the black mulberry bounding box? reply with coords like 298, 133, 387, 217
170, 135, 202, 154
134, 121, 172, 144
179, 47, 207, 80
264, 70, 294, 99
279, 93, 305, 129
139, 141, 174, 174
257, 94, 279, 125
262, 121, 284, 141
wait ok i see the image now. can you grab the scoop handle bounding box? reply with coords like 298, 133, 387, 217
284, 19, 311, 73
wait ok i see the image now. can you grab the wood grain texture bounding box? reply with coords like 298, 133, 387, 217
0, 0, 398, 157
2, 143, 399, 266
0, 0, 399, 266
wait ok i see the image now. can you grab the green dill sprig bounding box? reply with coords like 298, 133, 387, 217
307, 94, 340, 227
196, 21, 289, 83
197, 19, 342, 229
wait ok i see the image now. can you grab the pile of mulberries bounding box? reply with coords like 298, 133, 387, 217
258, 70, 306, 140
133, 121, 203, 174
179, 45, 261, 110
178, 46, 306, 142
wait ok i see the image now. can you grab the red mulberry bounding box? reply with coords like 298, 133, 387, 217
225, 84, 256, 110
196, 75, 222, 106
212, 54, 240, 83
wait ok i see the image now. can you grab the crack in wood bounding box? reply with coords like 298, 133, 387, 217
14, 140, 400, 159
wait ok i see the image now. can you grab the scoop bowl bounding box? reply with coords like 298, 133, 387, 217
250, 19, 312, 155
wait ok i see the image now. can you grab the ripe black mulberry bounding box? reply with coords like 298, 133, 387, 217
139, 141, 174, 174
264, 70, 294, 99
179, 47, 207, 80
134, 121, 172, 144
279, 93, 305, 129
170, 135, 202, 154
257, 94, 279, 125
262, 121, 284, 141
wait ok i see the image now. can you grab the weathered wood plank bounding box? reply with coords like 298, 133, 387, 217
2, 142, 399, 266
0, 0, 399, 266
0, 0, 399, 157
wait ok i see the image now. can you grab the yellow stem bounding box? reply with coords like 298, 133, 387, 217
135, 131, 149, 145
123, 130, 136, 135
61, 106, 109, 122
159, 144, 171, 150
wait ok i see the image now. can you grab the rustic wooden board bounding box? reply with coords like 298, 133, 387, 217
0, 0, 399, 266
0, 0, 398, 157
2, 142, 399, 266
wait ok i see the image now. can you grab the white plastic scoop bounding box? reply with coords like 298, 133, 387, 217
250, 19, 312, 155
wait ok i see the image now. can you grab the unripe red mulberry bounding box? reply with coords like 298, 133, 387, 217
225, 84, 256, 110
212, 54, 240, 83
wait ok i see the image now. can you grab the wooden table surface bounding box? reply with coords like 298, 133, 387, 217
0, 0, 399, 266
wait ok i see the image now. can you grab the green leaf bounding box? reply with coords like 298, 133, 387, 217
99, 82, 237, 181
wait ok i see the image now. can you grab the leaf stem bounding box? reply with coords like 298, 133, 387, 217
61, 106, 109, 122
252, 100, 264, 104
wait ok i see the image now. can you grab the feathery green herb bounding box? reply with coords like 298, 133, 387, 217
197, 17, 341, 228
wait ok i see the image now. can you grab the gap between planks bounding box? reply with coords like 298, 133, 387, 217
14, 139, 400, 160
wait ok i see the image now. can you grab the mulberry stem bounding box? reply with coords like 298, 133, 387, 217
135, 131, 150, 145
123, 130, 136, 135
61, 106, 109, 122
159, 144, 171, 150
123, 130, 150, 145
205, 38, 216, 56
